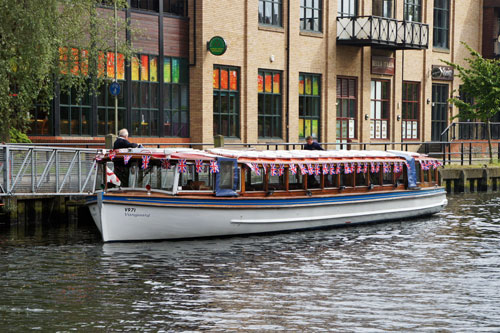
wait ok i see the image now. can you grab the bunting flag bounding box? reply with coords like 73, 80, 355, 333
307, 164, 314, 175
323, 164, 330, 175
434, 160, 443, 168
123, 155, 132, 165
289, 164, 297, 175
393, 162, 400, 173
177, 159, 187, 173
370, 162, 376, 173
108, 150, 116, 161
195, 160, 204, 173
270, 163, 278, 176
278, 164, 285, 176
335, 163, 341, 175
262, 164, 267, 174
161, 158, 171, 169
299, 164, 308, 175
141, 155, 151, 169
314, 164, 321, 176
421, 161, 429, 170
375, 162, 381, 173
356, 163, 362, 174
330, 163, 336, 175
344, 163, 351, 174
250, 163, 261, 176
363, 163, 368, 174
383, 162, 391, 173
209, 160, 219, 174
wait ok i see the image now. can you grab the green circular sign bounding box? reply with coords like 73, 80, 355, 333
207, 36, 227, 56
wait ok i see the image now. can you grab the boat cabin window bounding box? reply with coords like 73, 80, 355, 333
245, 167, 265, 191
383, 168, 393, 185
178, 164, 214, 191
340, 167, 354, 187
324, 173, 338, 188
356, 168, 367, 186
415, 162, 421, 183
218, 160, 237, 191
288, 170, 304, 190
370, 168, 381, 186
127, 162, 176, 191
269, 173, 286, 191
308, 174, 321, 189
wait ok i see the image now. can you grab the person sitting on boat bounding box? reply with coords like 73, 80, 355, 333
304, 136, 323, 151
113, 129, 142, 149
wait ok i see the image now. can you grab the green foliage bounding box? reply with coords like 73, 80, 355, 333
0, 0, 133, 141
9, 128, 32, 143
442, 43, 500, 122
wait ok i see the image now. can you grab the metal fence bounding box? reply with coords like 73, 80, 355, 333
0, 145, 98, 196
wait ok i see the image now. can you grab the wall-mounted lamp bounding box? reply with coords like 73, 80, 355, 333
270, 55, 275, 62
397, 115, 401, 121
426, 98, 431, 104
364, 114, 369, 120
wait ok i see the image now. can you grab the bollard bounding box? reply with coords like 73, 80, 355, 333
105, 134, 117, 149
214, 135, 224, 148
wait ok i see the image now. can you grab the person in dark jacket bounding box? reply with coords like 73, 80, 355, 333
113, 129, 140, 149
304, 136, 323, 150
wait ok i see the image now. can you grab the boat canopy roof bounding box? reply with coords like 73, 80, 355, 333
99, 148, 438, 164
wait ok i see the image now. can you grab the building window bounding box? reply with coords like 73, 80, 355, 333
404, 0, 421, 22
259, 0, 282, 27
338, 0, 357, 17
97, 82, 126, 136
299, 73, 321, 139
28, 103, 51, 136
402, 82, 420, 140
60, 88, 92, 136
131, 54, 160, 137
433, 0, 450, 49
213, 65, 240, 137
300, 0, 322, 32
336, 77, 357, 141
163, 0, 188, 16
130, 0, 159, 12
373, 0, 393, 18
258, 70, 282, 138
370, 80, 390, 139
164, 57, 189, 137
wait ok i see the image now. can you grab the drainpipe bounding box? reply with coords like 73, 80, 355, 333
286, 0, 290, 143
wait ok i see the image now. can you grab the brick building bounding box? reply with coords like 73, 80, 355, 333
28, 0, 485, 148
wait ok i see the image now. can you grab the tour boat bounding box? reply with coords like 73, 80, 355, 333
87, 148, 447, 242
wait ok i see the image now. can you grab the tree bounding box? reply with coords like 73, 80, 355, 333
0, 0, 132, 141
442, 42, 500, 163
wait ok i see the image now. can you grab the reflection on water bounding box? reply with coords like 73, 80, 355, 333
1, 194, 500, 331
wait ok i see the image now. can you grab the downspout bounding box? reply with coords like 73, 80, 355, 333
286, 0, 290, 143
189, 0, 196, 67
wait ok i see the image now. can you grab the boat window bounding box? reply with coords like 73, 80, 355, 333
269, 174, 286, 191
160, 167, 176, 191
135, 164, 160, 189
308, 174, 321, 189
415, 162, 421, 183
95, 163, 105, 190
245, 168, 265, 191
423, 167, 430, 183
288, 169, 304, 190
395, 165, 404, 184
356, 170, 367, 187
370, 169, 381, 186
218, 160, 236, 190
383, 169, 393, 185
179, 164, 214, 191
324, 174, 338, 188
340, 168, 354, 187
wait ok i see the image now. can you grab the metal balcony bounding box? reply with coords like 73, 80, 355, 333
337, 16, 429, 50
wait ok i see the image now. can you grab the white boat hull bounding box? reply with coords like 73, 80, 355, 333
88, 188, 447, 242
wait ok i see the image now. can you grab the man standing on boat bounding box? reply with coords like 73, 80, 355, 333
113, 129, 141, 149
303, 136, 322, 188
304, 136, 323, 151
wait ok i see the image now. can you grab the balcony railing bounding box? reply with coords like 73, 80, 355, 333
337, 16, 429, 50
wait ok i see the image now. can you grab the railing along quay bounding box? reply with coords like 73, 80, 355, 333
0, 145, 98, 196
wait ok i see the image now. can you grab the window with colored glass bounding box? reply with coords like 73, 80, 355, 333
337, 0, 357, 17
370, 80, 390, 139
259, 0, 282, 26
130, 0, 159, 12
336, 77, 357, 141
402, 82, 420, 140
300, 0, 322, 32
130, 54, 160, 137
213, 65, 240, 137
258, 70, 282, 138
433, 0, 449, 49
164, 57, 189, 137
404, 0, 421, 22
299, 73, 321, 139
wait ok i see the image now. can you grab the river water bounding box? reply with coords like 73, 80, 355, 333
1, 193, 500, 332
